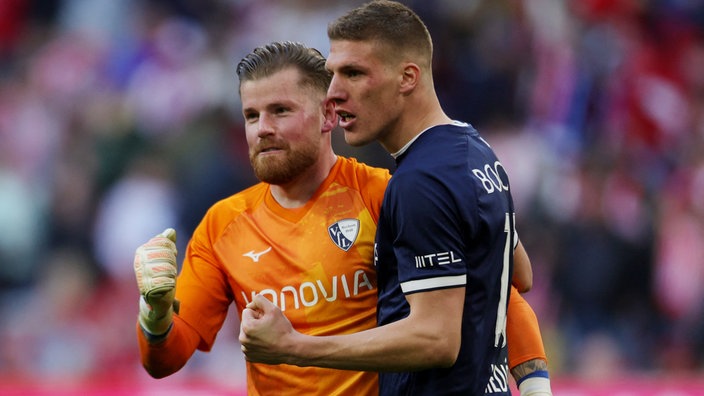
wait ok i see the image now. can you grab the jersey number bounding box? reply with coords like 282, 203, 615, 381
494, 212, 513, 347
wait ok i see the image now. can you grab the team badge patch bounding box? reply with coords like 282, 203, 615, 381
328, 219, 360, 251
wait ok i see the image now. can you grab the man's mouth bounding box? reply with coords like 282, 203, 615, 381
338, 111, 355, 126
257, 146, 282, 155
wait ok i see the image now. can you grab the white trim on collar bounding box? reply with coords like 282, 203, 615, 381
390, 121, 468, 159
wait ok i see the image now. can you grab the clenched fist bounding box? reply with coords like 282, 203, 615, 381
134, 228, 178, 336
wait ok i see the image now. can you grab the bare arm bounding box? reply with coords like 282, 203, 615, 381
239, 287, 465, 371
511, 357, 549, 382
512, 239, 533, 293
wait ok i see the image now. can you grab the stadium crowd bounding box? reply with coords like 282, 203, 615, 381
0, 0, 703, 390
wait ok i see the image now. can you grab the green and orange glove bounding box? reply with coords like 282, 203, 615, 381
134, 228, 178, 336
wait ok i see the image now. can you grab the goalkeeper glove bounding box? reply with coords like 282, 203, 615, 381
134, 228, 178, 336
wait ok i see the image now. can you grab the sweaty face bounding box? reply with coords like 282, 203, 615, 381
241, 68, 324, 185
326, 40, 402, 148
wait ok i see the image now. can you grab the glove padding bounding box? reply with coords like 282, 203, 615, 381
134, 228, 178, 336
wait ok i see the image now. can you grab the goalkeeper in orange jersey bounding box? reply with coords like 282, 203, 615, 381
134, 40, 551, 395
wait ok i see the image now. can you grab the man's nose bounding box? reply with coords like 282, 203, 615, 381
257, 114, 275, 136
327, 75, 346, 103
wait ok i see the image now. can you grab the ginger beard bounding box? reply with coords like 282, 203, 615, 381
249, 137, 320, 185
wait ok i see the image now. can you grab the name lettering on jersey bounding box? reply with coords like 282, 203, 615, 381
242, 246, 272, 262
328, 218, 360, 251
472, 161, 509, 194
484, 360, 509, 394
242, 269, 374, 311
414, 251, 461, 268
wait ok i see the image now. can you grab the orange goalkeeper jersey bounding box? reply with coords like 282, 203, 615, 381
176, 156, 389, 396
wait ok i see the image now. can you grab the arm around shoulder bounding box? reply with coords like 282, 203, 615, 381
512, 239, 533, 293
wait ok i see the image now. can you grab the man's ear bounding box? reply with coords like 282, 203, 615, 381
399, 62, 421, 94
322, 98, 339, 133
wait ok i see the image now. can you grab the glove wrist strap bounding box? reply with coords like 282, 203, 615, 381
138, 295, 174, 336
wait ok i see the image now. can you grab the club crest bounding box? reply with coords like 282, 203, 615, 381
328, 218, 360, 251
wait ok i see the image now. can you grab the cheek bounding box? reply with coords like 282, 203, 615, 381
244, 127, 258, 146
293, 114, 320, 136
360, 85, 391, 114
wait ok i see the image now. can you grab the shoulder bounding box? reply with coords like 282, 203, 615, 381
209, 182, 267, 214
333, 156, 391, 194
334, 156, 391, 220
336, 156, 391, 182
194, 182, 267, 239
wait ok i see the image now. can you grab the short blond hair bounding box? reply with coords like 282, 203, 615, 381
327, 0, 433, 68
236, 41, 331, 94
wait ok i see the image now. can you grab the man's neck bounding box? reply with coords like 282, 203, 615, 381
382, 103, 452, 154
269, 153, 338, 209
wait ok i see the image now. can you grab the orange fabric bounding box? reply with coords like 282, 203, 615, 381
507, 287, 548, 369
136, 316, 201, 378
147, 156, 389, 396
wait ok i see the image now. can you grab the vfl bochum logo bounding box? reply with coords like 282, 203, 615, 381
328, 219, 360, 251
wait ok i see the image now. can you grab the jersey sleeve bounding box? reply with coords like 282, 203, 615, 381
507, 287, 548, 369
135, 197, 241, 376
174, 202, 236, 350
387, 171, 471, 293
136, 315, 202, 378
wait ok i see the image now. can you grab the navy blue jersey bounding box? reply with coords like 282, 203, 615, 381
375, 122, 514, 396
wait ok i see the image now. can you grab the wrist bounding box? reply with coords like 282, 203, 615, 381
518, 371, 552, 396
139, 295, 174, 336
140, 321, 173, 343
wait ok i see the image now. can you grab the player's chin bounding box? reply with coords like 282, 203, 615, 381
343, 130, 372, 147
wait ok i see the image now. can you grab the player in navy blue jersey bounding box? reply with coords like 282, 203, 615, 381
373, 119, 515, 395
239, 1, 552, 395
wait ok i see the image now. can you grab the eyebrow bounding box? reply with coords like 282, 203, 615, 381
330, 61, 367, 74
244, 99, 297, 113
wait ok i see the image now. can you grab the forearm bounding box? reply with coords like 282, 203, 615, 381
513, 358, 552, 396
511, 357, 548, 381
241, 288, 464, 370
282, 289, 463, 371
287, 315, 457, 371
137, 315, 201, 378
512, 240, 533, 292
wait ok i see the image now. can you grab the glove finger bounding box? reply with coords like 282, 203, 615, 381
145, 274, 176, 291
142, 237, 177, 251
134, 228, 178, 297
159, 228, 177, 243
137, 269, 176, 296
145, 283, 175, 301
134, 248, 177, 296
141, 228, 177, 250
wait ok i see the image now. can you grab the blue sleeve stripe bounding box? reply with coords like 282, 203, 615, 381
515, 369, 550, 386
400, 274, 467, 293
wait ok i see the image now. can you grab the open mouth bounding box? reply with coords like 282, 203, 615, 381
337, 111, 356, 127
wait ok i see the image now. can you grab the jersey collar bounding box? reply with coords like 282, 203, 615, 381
390, 121, 468, 159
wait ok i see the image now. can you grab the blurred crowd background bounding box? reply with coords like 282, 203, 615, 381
1, 0, 704, 393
